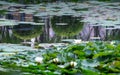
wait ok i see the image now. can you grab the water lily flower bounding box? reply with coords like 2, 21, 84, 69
70, 61, 77, 67
74, 39, 82, 44
35, 57, 43, 63
53, 58, 59, 63
110, 41, 115, 45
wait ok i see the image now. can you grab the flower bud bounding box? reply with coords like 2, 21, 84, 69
70, 61, 77, 67
53, 58, 59, 63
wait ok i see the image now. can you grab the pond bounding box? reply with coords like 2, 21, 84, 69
0, 0, 120, 75
0, 0, 120, 45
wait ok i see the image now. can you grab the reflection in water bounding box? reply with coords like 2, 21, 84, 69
12, 23, 43, 47
0, 26, 22, 43
0, 23, 44, 45
0, 14, 120, 44
0, 15, 84, 43
51, 15, 83, 37
0, 1, 120, 43
13, 23, 43, 40
108, 29, 120, 41
0, 15, 118, 44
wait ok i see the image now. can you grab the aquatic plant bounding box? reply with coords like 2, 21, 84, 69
1, 41, 120, 74
35, 57, 43, 64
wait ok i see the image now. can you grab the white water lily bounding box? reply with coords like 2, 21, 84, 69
35, 57, 43, 63
70, 61, 77, 67
110, 41, 115, 45
74, 39, 82, 44
53, 58, 59, 63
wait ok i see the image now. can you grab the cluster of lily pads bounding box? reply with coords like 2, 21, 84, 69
0, 41, 120, 75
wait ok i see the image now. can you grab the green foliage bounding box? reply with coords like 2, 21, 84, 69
116, 44, 120, 51
61, 68, 78, 75
1, 41, 120, 74
66, 44, 85, 51
82, 69, 100, 75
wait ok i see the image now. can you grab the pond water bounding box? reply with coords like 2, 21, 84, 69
0, 0, 120, 45
0, 0, 120, 74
